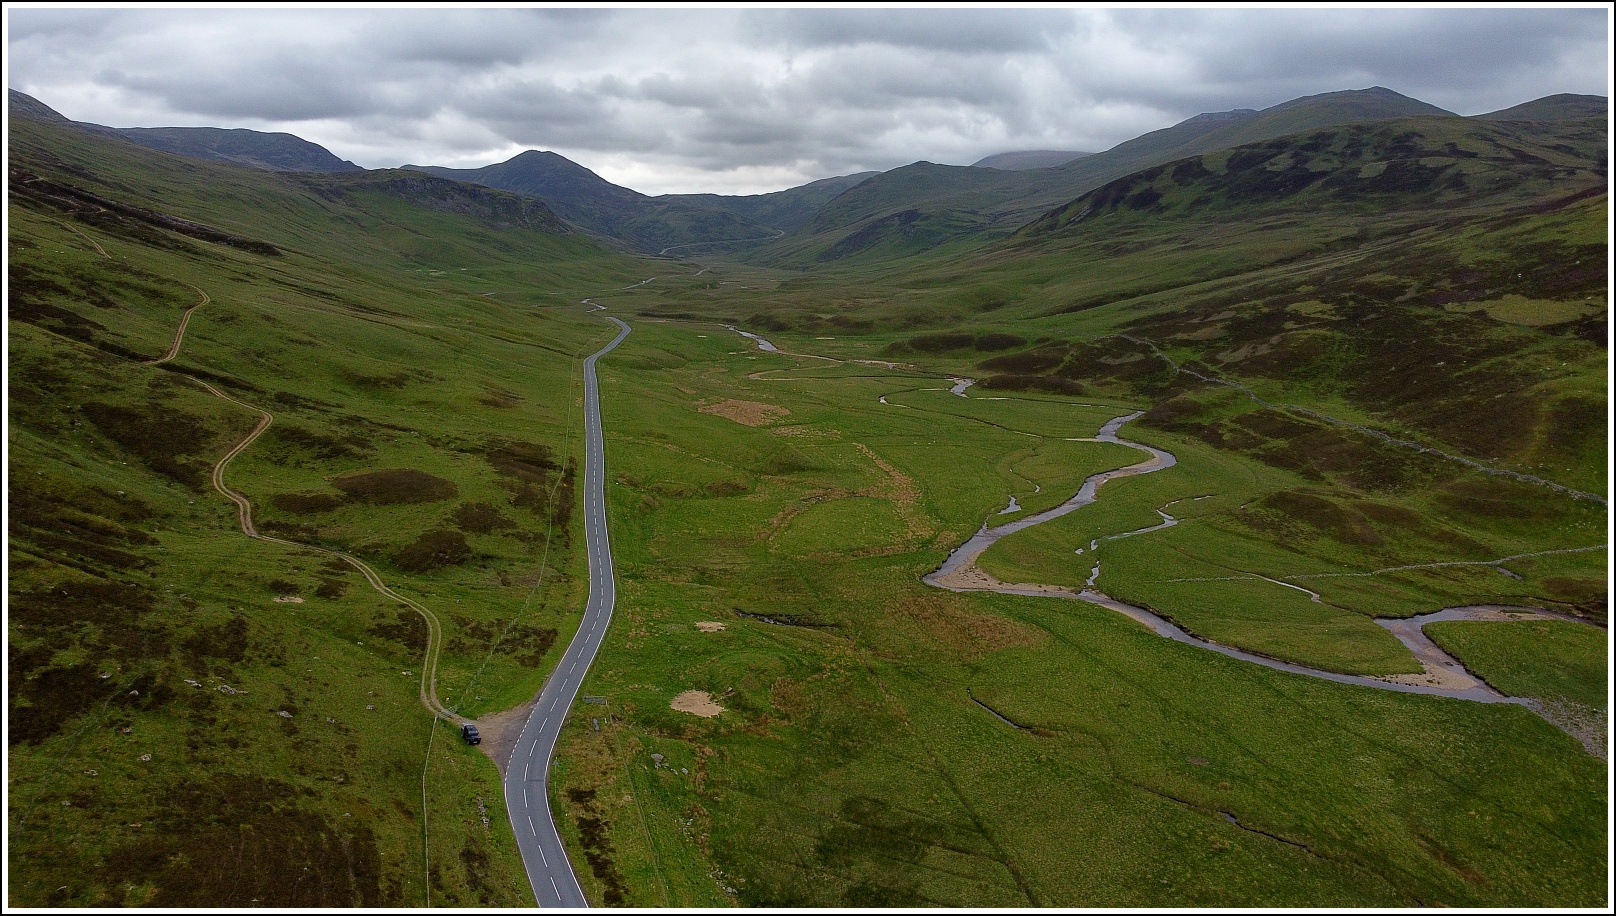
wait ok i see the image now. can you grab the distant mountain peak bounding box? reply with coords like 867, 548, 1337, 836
1179, 110, 1258, 126
9, 89, 362, 173
973, 150, 1094, 171
8, 89, 71, 122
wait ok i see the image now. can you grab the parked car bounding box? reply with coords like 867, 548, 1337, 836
461, 723, 481, 745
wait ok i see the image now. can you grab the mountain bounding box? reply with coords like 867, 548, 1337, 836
409, 152, 882, 252
110, 126, 363, 173
408, 151, 780, 251
8, 89, 363, 173
972, 150, 1092, 170
8, 88, 70, 122
661, 171, 880, 232
748, 87, 1465, 266
1478, 93, 1608, 122
1021, 115, 1607, 240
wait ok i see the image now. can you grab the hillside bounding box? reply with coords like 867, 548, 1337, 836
973, 150, 1092, 170
407, 151, 860, 252
661, 171, 879, 233
112, 126, 364, 173
1023, 115, 1606, 234
8, 90, 363, 173
8, 108, 644, 907
1479, 93, 1608, 122
747, 87, 1467, 267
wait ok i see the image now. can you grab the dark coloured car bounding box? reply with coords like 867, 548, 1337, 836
461, 723, 481, 745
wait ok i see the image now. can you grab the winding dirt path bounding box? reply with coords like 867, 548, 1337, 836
193, 377, 458, 722
53, 218, 112, 260
147, 285, 211, 366
140, 283, 459, 723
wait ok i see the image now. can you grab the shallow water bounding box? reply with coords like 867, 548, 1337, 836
923, 412, 1582, 709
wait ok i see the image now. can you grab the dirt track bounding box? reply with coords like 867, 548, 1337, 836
155, 287, 458, 722
148, 285, 211, 365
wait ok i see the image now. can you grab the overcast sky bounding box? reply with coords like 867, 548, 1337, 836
7, 7, 1609, 195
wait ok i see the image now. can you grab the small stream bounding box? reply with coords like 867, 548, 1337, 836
725, 325, 779, 352
924, 412, 1592, 716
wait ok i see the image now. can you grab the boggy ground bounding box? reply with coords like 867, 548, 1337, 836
549, 294, 1605, 908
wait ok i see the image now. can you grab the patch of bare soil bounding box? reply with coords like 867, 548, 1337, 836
473, 697, 539, 773
699, 398, 789, 427
670, 690, 724, 717
272, 595, 305, 604
694, 621, 726, 632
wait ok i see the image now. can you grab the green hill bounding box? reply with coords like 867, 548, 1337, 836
9, 90, 364, 173
1023, 115, 1605, 234
1478, 92, 1608, 122
8, 108, 643, 907
749, 87, 1465, 267
972, 150, 1093, 170
406, 151, 869, 252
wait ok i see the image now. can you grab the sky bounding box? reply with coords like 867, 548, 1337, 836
6, 6, 1610, 196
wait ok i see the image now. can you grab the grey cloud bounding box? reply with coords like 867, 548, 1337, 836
745, 8, 1078, 53
6, 8, 1607, 194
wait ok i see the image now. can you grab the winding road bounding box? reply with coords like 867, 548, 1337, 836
504, 315, 632, 908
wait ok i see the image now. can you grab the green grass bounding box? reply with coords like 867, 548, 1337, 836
545, 310, 1605, 907
8, 113, 648, 906
1425, 620, 1609, 713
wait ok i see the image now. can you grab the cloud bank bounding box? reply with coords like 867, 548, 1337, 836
8, 7, 1608, 194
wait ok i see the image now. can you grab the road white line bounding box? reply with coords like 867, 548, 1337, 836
538, 845, 549, 866
528, 815, 537, 836
524, 762, 531, 781
550, 877, 561, 896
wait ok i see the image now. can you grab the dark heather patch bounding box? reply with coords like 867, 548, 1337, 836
564, 788, 627, 905
450, 502, 514, 534
394, 528, 471, 573
974, 333, 1027, 352
332, 469, 458, 505
90, 775, 383, 906
446, 615, 557, 667
80, 401, 214, 490
369, 609, 427, 652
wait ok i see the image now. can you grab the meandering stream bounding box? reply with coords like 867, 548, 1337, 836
924, 412, 1599, 729
723, 324, 1597, 746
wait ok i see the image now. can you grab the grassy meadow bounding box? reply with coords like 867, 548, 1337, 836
546, 292, 1605, 906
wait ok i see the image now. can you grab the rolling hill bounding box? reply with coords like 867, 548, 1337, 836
8, 90, 363, 173
745, 87, 1471, 267
972, 150, 1092, 170
408, 152, 877, 252
8, 99, 641, 908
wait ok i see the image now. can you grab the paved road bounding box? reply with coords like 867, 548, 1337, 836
504, 316, 631, 908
